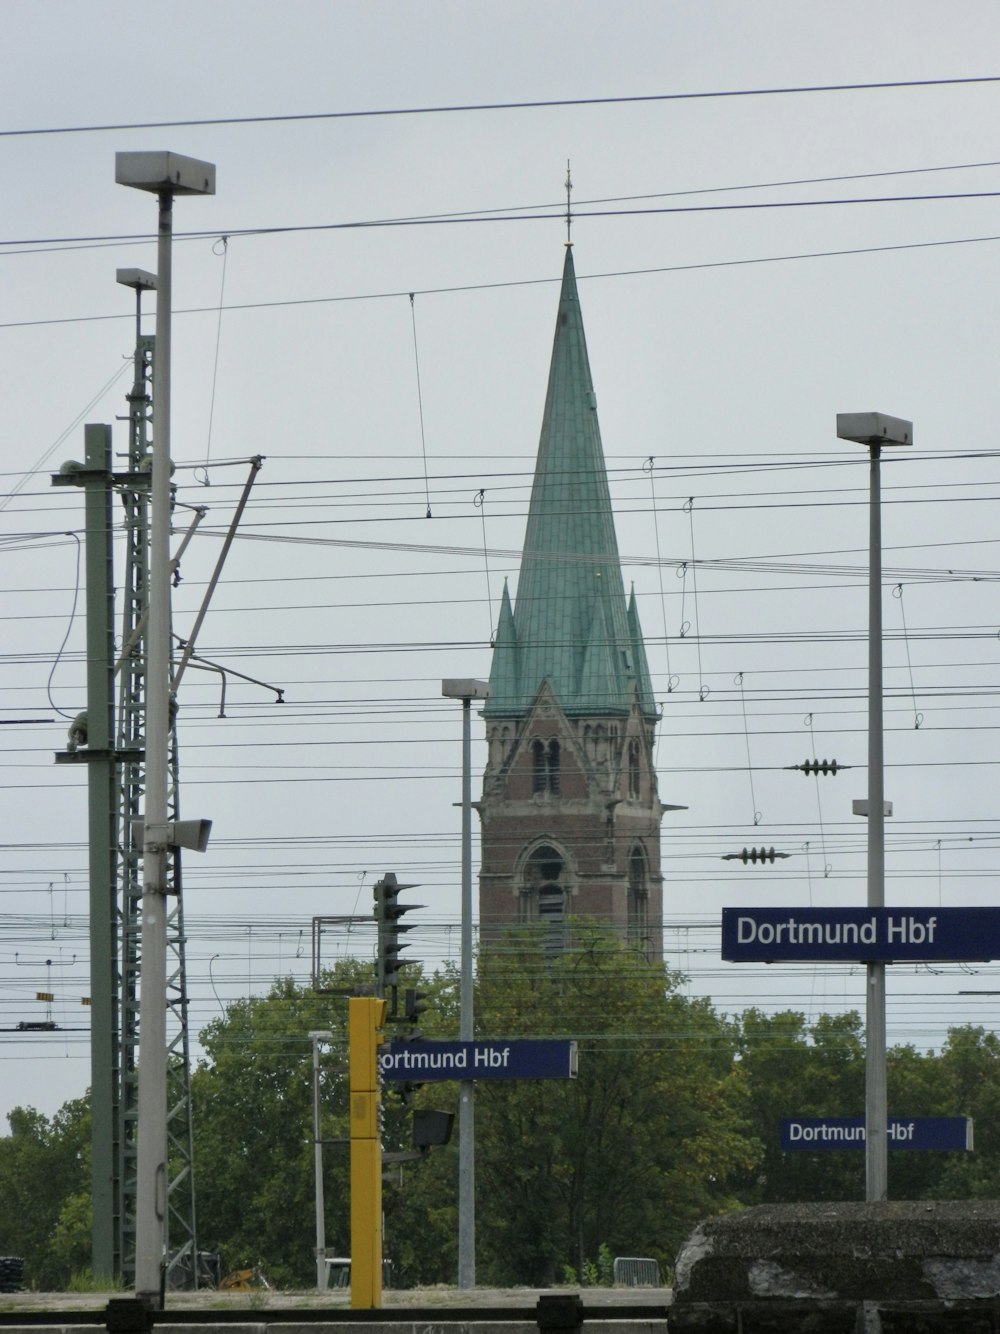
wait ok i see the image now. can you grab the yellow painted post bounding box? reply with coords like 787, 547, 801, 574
349, 996, 386, 1308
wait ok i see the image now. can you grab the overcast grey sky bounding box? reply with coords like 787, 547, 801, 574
5, 1, 1000, 1122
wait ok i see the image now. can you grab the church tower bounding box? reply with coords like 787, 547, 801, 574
479, 245, 664, 956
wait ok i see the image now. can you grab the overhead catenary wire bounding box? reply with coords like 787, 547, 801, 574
805, 714, 834, 879
893, 583, 925, 729
5, 74, 1000, 137
198, 234, 231, 488
16, 186, 1000, 255
408, 292, 433, 518
735, 672, 761, 825
44, 533, 81, 723
473, 488, 495, 643
11, 225, 1000, 322
6, 122, 1000, 1090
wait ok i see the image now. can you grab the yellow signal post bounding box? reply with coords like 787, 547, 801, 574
349, 996, 387, 1308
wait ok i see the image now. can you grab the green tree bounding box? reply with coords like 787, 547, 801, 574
472, 927, 755, 1284
884, 1039, 949, 1198
737, 1012, 1000, 1204
0, 1098, 91, 1288
192, 969, 358, 1285
924, 1026, 1000, 1199
737, 1009, 866, 1203
369, 966, 459, 1286
191, 961, 458, 1287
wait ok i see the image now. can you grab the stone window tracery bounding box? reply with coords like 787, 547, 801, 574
532, 737, 561, 795
627, 844, 648, 944
627, 737, 641, 799
519, 844, 568, 944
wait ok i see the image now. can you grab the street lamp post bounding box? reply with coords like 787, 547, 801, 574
837, 411, 912, 1204
441, 678, 489, 1289
309, 1030, 333, 1290
116, 151, 216, 1304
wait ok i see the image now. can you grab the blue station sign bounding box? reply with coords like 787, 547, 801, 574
781, 1117, 973, 1153
380, 1038, 577, 1082
721, 906, 1000, 963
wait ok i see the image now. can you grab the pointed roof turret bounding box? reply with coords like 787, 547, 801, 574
486, 579, 518, 706
627, 585, 658, 718
484, 248, 657, 721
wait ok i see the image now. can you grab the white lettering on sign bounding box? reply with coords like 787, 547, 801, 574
887, 1121, 916, 1141
379, 1046, 467, 1074
788, 1122, 866, 1143
737, 916, 878, 946
474, 1045, 511, 1068
787, 1120, 923, 1143
887, 916, 937, 945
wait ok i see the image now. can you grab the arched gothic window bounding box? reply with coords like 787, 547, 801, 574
627, 738, 641, 799
532, 737, 561, 795
519, 844, 567, 933
588, 723, 607, 764
547, 739, 560, 794
627, 844, 648, 944
532, 739, 545, 793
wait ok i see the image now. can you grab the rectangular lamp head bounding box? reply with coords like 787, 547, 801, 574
836, 412, 912, 447
115, 151, 216, 196
441, 678, 491, 700
853, 799, 894, 818
116, 268, 157, 290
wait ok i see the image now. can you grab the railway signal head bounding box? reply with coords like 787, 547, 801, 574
373, 872, 422, 994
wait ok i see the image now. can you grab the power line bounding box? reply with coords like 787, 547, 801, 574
7, 230, 1000, 332
4, 75, 1000, 138
8, 196, 1000, 258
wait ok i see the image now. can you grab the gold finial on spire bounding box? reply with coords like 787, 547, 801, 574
564, 159, 573, 247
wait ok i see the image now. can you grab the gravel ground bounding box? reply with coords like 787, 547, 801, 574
0, 1286, 672, 1314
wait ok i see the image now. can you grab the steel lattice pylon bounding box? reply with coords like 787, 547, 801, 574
114, 329, 198, 1288
60, 300, 259, 1287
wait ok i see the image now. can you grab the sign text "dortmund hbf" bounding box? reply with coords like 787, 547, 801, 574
721, 906, 1000, 963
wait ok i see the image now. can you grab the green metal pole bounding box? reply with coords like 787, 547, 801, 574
83, 422, 120, 1279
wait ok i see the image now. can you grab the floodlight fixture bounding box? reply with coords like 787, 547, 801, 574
441, 678, 490, 700
836, 412, 912, 448
852, 799, 894, 818
115, 151, 215, 197
116, 268, 157, 291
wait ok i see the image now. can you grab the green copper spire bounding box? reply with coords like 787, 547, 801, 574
485, 247, 657, 720
487, 580, 519, 705
628, 584, 658, 717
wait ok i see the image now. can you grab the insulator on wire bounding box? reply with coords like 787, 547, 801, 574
721, 847, 790, 864
785, 758, 848, 776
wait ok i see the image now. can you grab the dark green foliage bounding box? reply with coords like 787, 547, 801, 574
192, 960, 458, 1288
191, 965, 365, 1285
0, 1098, 91, 1288
737, 1008, 866, 1202
737, 1011, 1000, 1205
473, 928, 756, 1283
905, 1027, 1000, 1199
10, 954, 1000, 1290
